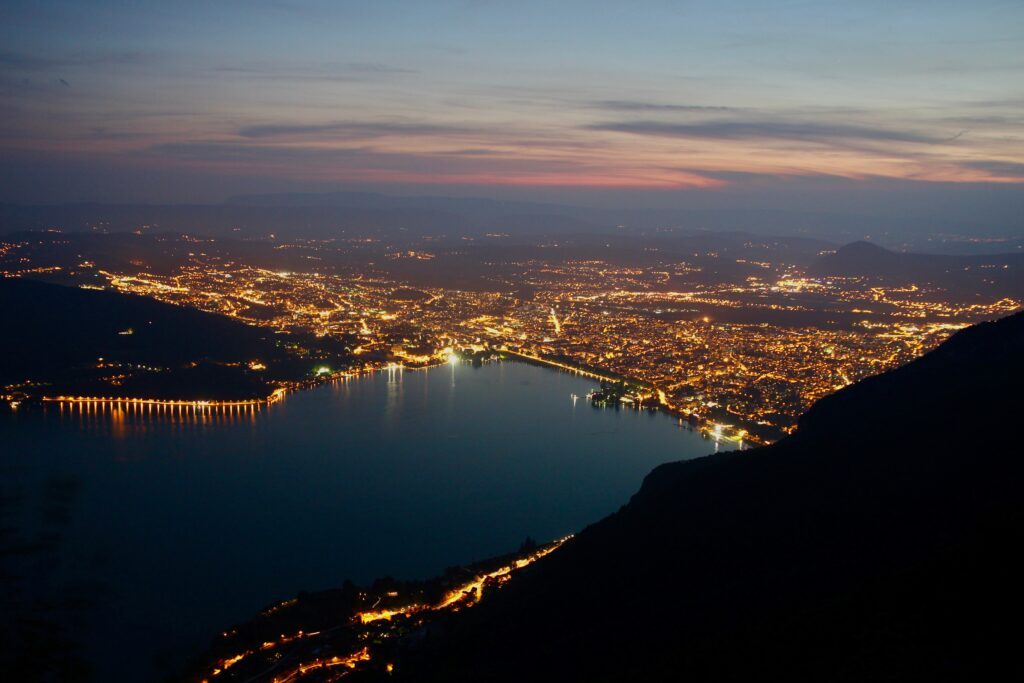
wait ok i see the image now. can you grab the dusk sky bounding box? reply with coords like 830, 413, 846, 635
1, 0, 1022, 217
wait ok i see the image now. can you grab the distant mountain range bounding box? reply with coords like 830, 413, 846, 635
381, 309, 1024, 682
811, 240, 1024, 298
3, 191, 1021, 253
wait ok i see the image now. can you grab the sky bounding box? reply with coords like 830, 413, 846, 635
1, 0, 1022, 221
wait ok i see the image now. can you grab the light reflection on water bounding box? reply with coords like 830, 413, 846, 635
50, 399, 262, 436
1, 361, 721, 681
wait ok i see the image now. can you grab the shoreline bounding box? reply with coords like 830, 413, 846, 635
14, 351, 760, 446
36, 386, 287, 408
499, 348, 760, 447
184, 535, 573, 682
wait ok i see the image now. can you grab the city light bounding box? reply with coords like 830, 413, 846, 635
4, 235, 1018, 444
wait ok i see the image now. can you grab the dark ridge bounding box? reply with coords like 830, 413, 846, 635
811, 241, 1024, 298
385, 311, 1024, 682
0, 278, 351, 400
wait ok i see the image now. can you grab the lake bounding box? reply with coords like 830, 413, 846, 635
0, 360, 722, 680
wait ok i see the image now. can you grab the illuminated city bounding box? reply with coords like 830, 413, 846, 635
3, 233, 1017, 442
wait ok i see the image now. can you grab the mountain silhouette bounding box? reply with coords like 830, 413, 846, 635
811, 241, 1024, 298
389, 310, 1024, 682
0, 278, 351, 400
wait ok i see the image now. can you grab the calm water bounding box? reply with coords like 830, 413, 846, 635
1, 360, 718, 680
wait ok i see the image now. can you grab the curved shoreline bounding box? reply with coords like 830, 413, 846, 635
498, 349, 758, 447
18, 351, 758, 446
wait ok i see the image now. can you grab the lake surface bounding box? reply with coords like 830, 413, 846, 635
1, 360, 720, 681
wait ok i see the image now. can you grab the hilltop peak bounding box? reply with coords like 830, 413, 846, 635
836, 239, 889, 254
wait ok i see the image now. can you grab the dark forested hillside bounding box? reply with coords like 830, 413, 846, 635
386, 310, 1024, 682
1, 278, 351, 400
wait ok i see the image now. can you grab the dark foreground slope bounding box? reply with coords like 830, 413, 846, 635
393, 312, 1024, 682
0, 278, 351, 400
